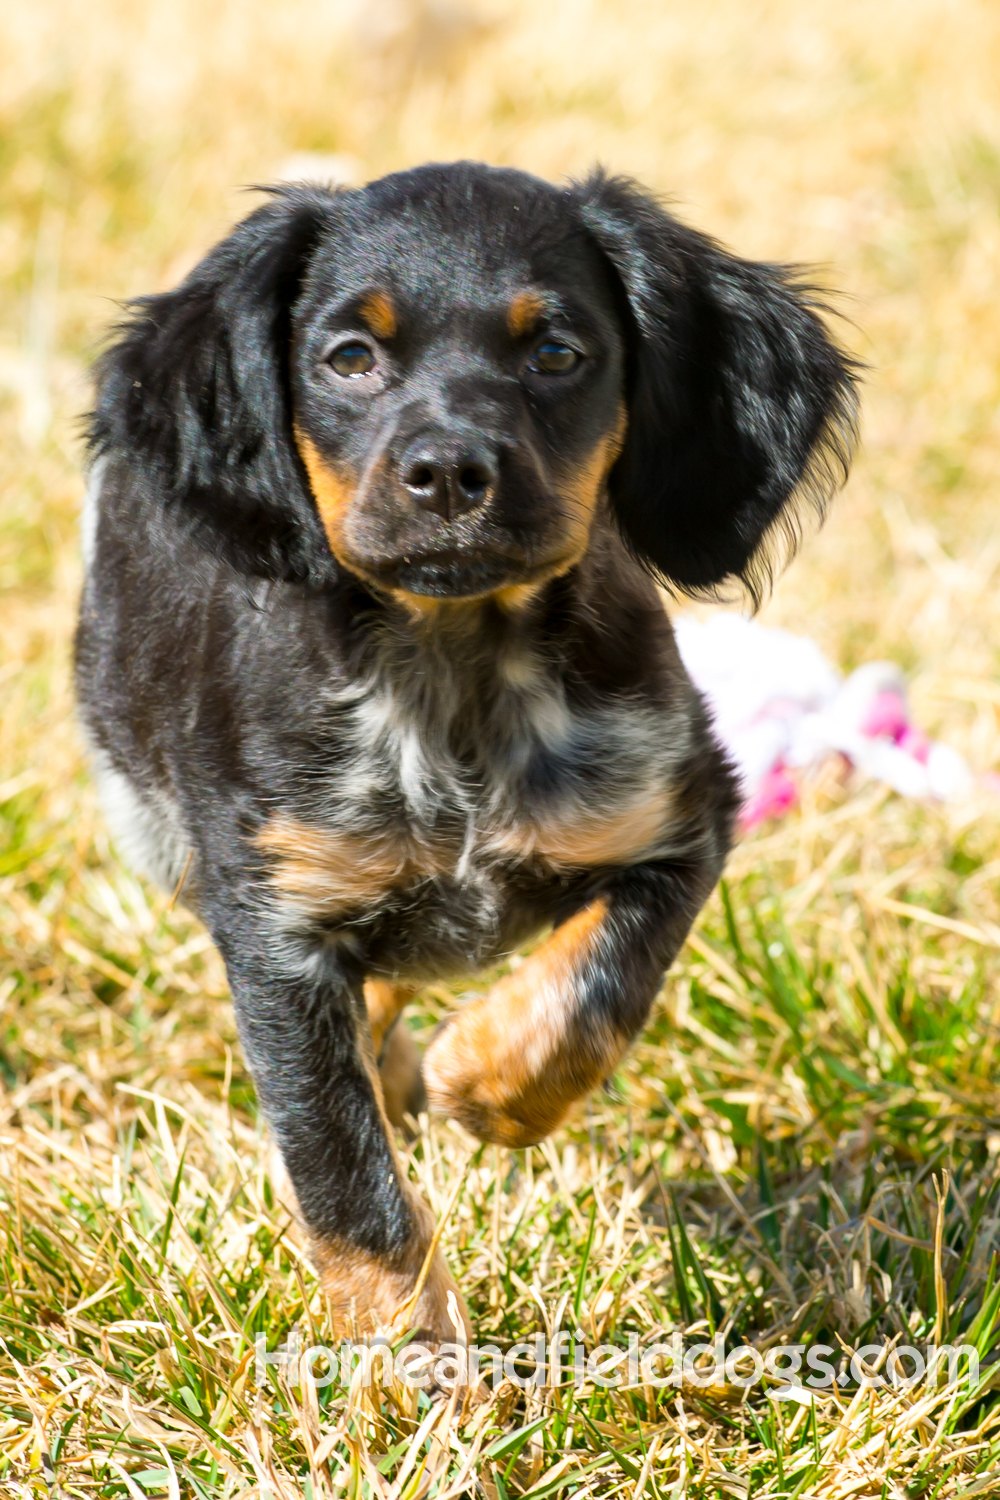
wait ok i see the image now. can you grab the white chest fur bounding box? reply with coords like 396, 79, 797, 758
258, 635, 693, 920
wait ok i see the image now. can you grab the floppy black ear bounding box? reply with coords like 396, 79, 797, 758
573, 172, 859, 604
88, 185, 339, 584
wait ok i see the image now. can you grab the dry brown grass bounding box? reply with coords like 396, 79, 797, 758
2, 1, 1000, 1494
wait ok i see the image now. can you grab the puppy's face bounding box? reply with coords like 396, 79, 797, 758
290, 173, 627, 603
93, 164, 856, 601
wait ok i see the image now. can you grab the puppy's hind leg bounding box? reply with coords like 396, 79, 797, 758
365, 979, 426, 1131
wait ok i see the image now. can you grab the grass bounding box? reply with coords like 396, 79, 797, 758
2, 0, 1000, 1494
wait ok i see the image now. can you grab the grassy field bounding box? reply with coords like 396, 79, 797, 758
3, 0, 1000, 1494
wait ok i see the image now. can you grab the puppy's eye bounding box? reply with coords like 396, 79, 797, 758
329, 342, 377, 377
529, 342, 580, 375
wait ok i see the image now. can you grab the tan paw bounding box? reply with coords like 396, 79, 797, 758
313, 1194, 471, 1349
422, 900, 626, 1147
422, 1008, 563, 1147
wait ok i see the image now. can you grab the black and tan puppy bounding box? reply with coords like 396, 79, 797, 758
75, 162, 857, 1342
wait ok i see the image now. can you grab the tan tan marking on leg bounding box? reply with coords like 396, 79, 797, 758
496, 784, 674, 870
422, 897, 628, 1148
364, 978, 418, 1057
255, 819, 446, 918
270, 994, 468, 1344
359, 289, 398, 341
317, 1020, 465, 1343
313, 1189, 470, 1344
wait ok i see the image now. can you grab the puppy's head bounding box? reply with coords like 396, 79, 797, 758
91, 162, 858, 604
289, 166, 628, 604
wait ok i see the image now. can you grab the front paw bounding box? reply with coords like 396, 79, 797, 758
422, 900, 623, 1147
421, 1006, 566, 1148
312, 1198, 472, 1351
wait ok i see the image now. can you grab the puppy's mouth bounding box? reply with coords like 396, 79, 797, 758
295, 430, 597, 603
367, 549, 537, 599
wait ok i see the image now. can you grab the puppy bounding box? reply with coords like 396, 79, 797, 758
75, 162, 857, 1343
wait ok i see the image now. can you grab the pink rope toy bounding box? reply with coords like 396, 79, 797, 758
672, 614, 978, 830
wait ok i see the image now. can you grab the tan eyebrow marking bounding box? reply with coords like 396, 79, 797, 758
358, 290, 397, 340
506, 290, 546, 339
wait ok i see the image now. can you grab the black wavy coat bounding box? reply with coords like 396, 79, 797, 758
76, 162, 857, 1340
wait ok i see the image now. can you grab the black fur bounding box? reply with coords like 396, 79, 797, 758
577, 172, 858, 604
77, 162, 857, 1330
88, 189, 338, 586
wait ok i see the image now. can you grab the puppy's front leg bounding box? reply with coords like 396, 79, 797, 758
422, 861, 718, 1148
207, 903, 468, 1344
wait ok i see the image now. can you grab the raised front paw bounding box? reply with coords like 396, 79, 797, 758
421, 1004, 565, 1147
422, 902, 629, 1148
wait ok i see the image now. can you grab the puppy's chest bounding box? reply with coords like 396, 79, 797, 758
258, 670, 686, 925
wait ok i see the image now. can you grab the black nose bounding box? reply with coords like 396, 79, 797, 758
398, 436, 498, 520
